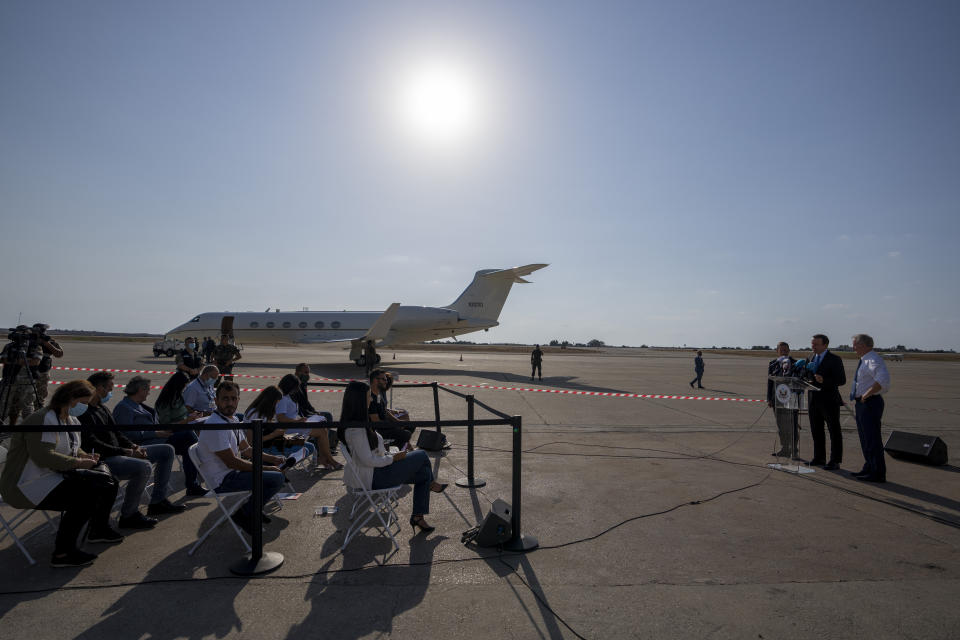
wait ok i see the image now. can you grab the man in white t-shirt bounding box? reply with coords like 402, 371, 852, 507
196, 381, 285, 534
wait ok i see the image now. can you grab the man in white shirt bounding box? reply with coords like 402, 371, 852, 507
183, 365, 219, 415
196, 381, 285, 534
850, 334, 891, 483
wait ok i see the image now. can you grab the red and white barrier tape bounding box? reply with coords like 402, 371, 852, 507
52, 366, 280, 380
48, 366, 763, 403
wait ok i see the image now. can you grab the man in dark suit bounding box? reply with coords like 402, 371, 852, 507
807, 334, 846, 470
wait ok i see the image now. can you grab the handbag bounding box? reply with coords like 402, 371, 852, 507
62, 463, 118, 490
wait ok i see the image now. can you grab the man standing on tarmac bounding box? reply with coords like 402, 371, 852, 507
31, 323, 63, 412
689, 351, 705, 389
213, 335, 242, 382
530, 345, 543, 381
175, 337, 203, 380
767, 342, 800, 458
807, 334, 846, 470
850, 334, 891, 483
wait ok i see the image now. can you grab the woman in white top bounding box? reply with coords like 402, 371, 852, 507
275, 375, 341, 469
0, 380, 123, 567
337, 381, 447, 533
242, 385, 317, 461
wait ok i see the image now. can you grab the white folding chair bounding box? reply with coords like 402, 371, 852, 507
0, 445, 58, 566
339, 447, 402, 563
186, 444, 252, 556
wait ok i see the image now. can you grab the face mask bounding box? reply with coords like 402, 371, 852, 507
206, 378, 216, 388
68, 403, 88, 417
187, 343, 196, 350
298, 375, 309, 384
101, 391, 113, 404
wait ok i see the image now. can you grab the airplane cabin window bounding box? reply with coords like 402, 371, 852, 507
266, 321, 275, 328
282, 322, 291, 328
250, 322, 259, 328
314, 321, 324, 329
331, 321, 341, 329
298, 322, 307, 328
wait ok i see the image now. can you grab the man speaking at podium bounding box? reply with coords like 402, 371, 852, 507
806, 334, 846, 470
767, 342, 799, 458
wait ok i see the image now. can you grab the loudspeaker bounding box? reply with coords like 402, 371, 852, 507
416, 430, 447, 451
884, 431, 948, 466
474, 499, 513, 547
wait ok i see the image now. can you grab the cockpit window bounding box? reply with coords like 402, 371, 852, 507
191, 316, 200, 322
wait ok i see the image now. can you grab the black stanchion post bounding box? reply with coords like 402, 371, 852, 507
231, 419, 284, 575
504, 415, 538, 552
432, 382, 441, 435
456, 394, 486, 488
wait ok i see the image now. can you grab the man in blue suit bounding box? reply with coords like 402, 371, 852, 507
806, 334, 847, 470
689, 351, 704, 389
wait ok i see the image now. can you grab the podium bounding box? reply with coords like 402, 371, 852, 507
767, 376, 815, 474
768, 376, 810, 412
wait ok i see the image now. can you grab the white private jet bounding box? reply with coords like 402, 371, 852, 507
165, 264, 547, 366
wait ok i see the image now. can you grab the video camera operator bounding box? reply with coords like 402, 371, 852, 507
30, 323, 63, 412
0, 325, 43, 425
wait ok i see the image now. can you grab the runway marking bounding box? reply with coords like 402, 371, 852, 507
48, 366, 764, 403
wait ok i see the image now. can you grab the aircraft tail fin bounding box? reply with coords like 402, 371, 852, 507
444, 264, 547, 323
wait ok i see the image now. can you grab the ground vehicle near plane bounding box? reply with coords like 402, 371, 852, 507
152, 338, 184, 357
165, 264, 547, 366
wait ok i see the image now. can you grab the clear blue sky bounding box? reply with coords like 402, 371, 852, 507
2, 1, 958, 350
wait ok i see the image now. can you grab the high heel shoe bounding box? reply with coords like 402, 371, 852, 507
409, 515, 435, 533
430, 482, 448, 494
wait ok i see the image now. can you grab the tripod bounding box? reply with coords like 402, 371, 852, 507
0, 346, 42, 426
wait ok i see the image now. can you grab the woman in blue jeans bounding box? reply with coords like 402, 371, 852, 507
337, 381, 447, 533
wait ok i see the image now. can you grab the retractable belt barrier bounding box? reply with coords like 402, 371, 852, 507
49, 366, 762, 403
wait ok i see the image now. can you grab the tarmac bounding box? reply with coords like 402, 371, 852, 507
2, 342, 959, 639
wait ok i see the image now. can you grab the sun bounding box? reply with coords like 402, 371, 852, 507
393, 59, 486, 149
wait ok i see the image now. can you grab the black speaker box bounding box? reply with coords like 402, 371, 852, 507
474, 499, 512, 547
416, 430, 447, 451
884, 431, 948, 466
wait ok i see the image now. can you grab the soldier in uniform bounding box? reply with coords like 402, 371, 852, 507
31, 323, 63, 411
213, 334, 242, 382
0, 326, 43, 425
530, 345, 543, 381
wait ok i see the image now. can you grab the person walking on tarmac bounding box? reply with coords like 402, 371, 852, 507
689, 350, 705, 389
530, 345, 543, 381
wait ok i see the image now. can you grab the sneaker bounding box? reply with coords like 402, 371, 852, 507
51, 549, 98, 567
185, 485, 208, 497
118, 511, 158, 530
147, 499, 187, 516
87, 528, 124, 544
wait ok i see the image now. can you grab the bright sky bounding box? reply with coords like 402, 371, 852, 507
2, 2, 958, 350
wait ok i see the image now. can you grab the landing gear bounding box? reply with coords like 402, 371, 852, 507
353, 354, 382, 367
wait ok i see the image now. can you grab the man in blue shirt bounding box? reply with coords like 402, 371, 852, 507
689, 351, 704, 389
112, 375, 204, 496
183, 365, 219, 415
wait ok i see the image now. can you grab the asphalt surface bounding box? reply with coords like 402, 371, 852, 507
2, 342, 959, 639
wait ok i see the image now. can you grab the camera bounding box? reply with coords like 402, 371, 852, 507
6, 325, 33, 347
